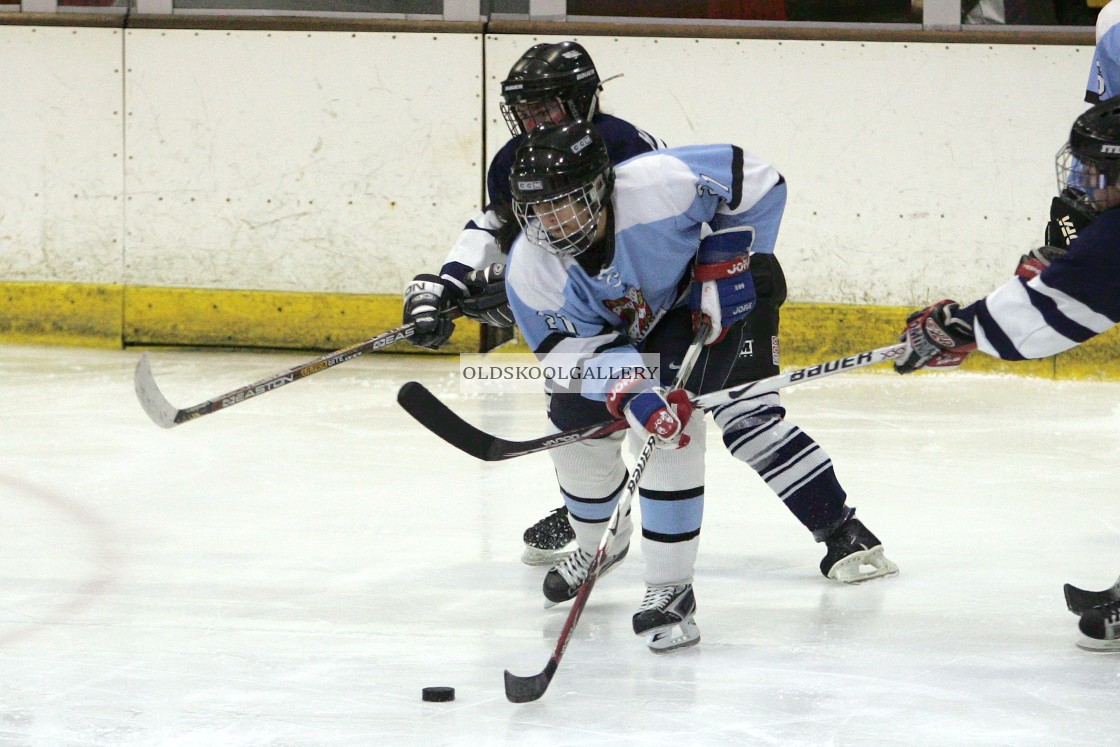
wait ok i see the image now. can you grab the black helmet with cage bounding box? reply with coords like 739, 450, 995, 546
1057, 96, 1120, 216
510, 120, 613, 259
500, 41, 602, 137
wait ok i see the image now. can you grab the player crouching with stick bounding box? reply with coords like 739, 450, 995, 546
504, 121, 897, 653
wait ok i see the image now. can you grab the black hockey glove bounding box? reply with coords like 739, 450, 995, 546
895, 300, 977, 375
403, 273, 457, 350
460, 263, 515, 328
1014, 245, 1067, 281
1043, 191, 1095, 249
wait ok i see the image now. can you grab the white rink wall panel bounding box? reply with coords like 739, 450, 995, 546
123, 29, 483, 294
486, 35, 1091, 306
0, 28, 1099, 306
0, 26, 124, 284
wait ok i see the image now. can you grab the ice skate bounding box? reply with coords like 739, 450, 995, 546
819, 517, 898, 584
1077, 600, 1120, 652
542, 543, 628, 608
521, 506, 576, 566
632, 583, 700, 654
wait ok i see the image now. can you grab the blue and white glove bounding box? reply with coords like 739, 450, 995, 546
606, 378, 694, 449
689, 257, 756, 346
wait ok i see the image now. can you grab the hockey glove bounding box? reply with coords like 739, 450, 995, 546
895, 300, 977, 375
403, 273, 456, 350
688, 252, 756, 346
1044, 192, 1095, 249
460, 263, 515, 328
1014, 245, 1067, 281
607, 378, 694, 449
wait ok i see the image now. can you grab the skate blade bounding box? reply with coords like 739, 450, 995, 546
643, 618, 701, 654
827, 547, 899, 585
1076, 638, 1120, 652
521, 543, 575, 567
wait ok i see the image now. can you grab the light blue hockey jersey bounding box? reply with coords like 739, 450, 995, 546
506, 144, 787, 400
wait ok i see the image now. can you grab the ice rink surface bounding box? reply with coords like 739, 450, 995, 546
0, 343, 1117, 746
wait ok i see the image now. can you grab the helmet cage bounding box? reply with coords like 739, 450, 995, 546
513, 174, 610, 259
1055, 142, 1120, 216
498, 42, 602, 137
499, 96, 571, 138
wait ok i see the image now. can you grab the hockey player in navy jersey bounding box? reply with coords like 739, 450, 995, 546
1020, 0, 1120, 263
401, 41, 665, 567
505, 121, 897, 653
895, 98, 1120, 652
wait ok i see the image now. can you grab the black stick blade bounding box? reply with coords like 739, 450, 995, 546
1064, 583, 1120, 614
504, 660, 557, 703
396, 382, 498, 461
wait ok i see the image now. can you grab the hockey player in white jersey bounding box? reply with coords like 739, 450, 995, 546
400, 41, 665, 567
895, 98, 1120, 652
505, 121, 897, 653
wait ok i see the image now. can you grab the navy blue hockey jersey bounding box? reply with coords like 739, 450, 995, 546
958, 207, 1120, 359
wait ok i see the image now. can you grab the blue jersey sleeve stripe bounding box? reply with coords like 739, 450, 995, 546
438, 260, 476, 284
464, 219, 499, 236
1023, 279, 1098, 344
973, 299, 1027, 361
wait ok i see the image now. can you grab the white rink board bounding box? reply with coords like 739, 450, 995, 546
0, 28, 1101, 305
0, 26, 124, 284
123, 29, 483, 294
486, 35, 1092, 306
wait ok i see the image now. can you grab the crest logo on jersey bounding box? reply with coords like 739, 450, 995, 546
697, 174, 731, 198
604, 287, 655, 341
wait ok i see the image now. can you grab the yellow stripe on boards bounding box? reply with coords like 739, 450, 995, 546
492, 303, 1117, 381
122, 285, 483, 353
2, 280, 1118, 380
0, 281, 481, 353
0, 281, 123, 348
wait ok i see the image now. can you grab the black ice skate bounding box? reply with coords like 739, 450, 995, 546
521, 506, 576, 566
1077, 600, 1120, 652
632, 583, 700, 654
819, 517, 899, 584
542, 543, 628, 608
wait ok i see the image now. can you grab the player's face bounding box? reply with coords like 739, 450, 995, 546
513, 98, 568, 132
532, 194, 592, 240
1078, 164, 1120, 211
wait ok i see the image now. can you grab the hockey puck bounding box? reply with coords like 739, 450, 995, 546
422, 686, 455, 702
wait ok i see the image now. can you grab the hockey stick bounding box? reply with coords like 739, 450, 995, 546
503, 323, 710, 704
1064, 579, 1120, 615
399, 342, 911, 462
135, 312, 461, 429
